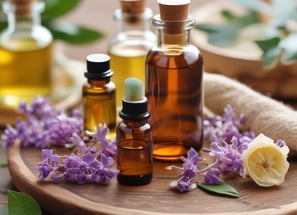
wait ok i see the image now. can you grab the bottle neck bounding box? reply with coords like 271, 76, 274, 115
3, 1, 44, 32
88, 78, 110, 86
114, 8, 153, 33
153, 15, 195, 47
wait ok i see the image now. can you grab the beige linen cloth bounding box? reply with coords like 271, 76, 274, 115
204, 72, 297, 157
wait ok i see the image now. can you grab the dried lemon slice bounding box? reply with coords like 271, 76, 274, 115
242, 133, 289, 187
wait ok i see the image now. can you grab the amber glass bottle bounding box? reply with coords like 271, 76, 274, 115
82, 53, 116, 139
0, 0, 53, 108
108, 0, 155, 108
145, 0, 203, 161
117, 78, 153, 186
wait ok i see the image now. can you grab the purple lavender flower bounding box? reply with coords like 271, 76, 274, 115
36, 124, 118, 185
2, 97, 83, 148
171, 105, 257, 192
92, 124, 117, 158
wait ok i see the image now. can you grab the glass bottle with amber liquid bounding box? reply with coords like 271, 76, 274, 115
82, 53, 116, 139
108, 0, 155, 108
117, 78, 153, 186
0, 0, 53, 108
145, 0, 204, 161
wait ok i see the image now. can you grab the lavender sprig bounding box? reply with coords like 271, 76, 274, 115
170, 105, 288, 193
36, 127, 119, 185
2, 97, 83, 148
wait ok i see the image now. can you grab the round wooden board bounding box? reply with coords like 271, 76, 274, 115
7, 141, 297, 215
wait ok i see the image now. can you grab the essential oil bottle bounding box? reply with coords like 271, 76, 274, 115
108, 0, 155, 108
0, 0, 53, 108
145, 0, 204, 161
82, 53, 116, 139
117, 78, 153, 186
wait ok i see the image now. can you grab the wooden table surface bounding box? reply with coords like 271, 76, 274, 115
0, 0, 208, 214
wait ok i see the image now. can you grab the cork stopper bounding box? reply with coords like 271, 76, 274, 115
157, 0, 191, 35
10, 0, 35, 4
158, 0, 190, 21
120, 0, 145, 14
10, 0, 36, 16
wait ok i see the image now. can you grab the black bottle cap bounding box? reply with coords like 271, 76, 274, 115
85, 53, 113, 79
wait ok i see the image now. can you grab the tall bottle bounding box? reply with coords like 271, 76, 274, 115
145, 0, 204, 161
117, 78, 153, 186
108, 0, 155, 108
0, 0, 53, 108
82, 53, 116, 139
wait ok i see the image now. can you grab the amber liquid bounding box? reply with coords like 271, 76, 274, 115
82, 81, 116, 139
0, 38, 52, 108
108, 42, 149, 108
145, 48, 204, 161
116, 121, 153, 185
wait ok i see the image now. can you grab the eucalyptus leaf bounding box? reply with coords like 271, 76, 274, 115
197, 181, 240, 198
195, 11, 258, 47
45, 21, 104, 45
8, 190, 41, 215
255, 37, 282, 67
279, 33, 297, 63
0, 162, 8, 168
43, 0, 81, 18
0, 204, 8, 215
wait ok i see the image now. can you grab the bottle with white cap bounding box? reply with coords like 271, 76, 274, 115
116, 77, 153, 186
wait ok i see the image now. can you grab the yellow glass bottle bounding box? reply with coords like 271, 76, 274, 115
108, 0, 155, 109
0, 0, 53, 108
145, 0, 204, 161
82, 53, 116, 139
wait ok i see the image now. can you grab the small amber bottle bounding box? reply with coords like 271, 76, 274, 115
82, 53, 116, 138
117, 78, 153, 186
145, 0, 204, 161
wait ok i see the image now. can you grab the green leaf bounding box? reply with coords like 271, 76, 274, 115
43, 0, 81, 18
255, 37, 280, 53
197, 181, 240, 198
0, 162, 8, 168
0, 204, 8, 215
195, 11, 258, 47
255, 37, 282, 67
45, 21, 104, 45
279, 33, 297, 63
8, 190, 41, 215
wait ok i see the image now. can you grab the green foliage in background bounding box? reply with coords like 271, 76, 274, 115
0, 0, 104, 45
195, 0, 297, 68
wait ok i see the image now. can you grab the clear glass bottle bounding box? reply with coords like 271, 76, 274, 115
145, 0, 204, 161
82, 53, 116, 139
117, 78, 153, 186
0, 0, 53, 108
108, 0, 155, 108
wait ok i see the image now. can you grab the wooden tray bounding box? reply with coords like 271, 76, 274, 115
0, 56, 85, 127
7, 141, 297, 215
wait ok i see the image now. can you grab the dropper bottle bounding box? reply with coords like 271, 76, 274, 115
82, 53, 116, 139
116, 78, 153, 186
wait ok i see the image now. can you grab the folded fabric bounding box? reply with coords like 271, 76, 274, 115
204, 72, 297, 157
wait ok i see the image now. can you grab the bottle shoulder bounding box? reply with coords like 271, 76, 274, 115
0, 26, 52, 50
146, 45, 203, 65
